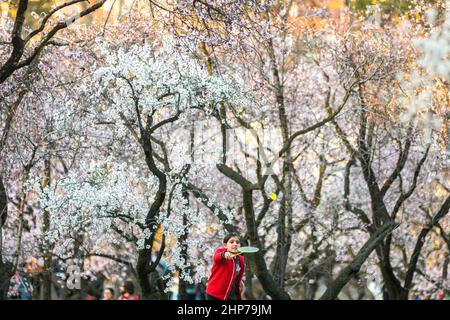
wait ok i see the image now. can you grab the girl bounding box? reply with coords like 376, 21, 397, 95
206, 233, 245, 300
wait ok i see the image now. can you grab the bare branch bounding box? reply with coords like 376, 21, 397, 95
320, 220, 399, 300
404, 195, 450, 291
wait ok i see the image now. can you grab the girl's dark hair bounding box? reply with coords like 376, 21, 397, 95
223, 232, 240, 244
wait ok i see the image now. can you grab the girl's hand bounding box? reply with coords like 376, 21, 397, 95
224, 252, 235, 260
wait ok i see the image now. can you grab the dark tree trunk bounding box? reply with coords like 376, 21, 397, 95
136, 255, 156, 299
0, 177, 7, 228
41, 155, 53, 300
178, 189, 189, 300
0, 176, 13, 299
0, 261, 14, 299
242, 190, 291, 300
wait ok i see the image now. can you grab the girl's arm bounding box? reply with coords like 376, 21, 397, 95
214, 250, 225, 264
214, 251, 234, 263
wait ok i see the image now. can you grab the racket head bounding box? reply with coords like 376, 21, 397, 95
237, 246, 260, 254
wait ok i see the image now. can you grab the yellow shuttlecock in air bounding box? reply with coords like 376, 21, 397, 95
269, 193, 277, 200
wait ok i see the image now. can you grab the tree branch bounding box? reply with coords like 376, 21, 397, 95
319, 220, 399, 300
403, 195, 450, 291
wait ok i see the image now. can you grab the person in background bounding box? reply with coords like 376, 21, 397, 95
117, 280, 139, 300
8, 272, 31, 300
421, 291, 431, 300
102, 287, 115, 300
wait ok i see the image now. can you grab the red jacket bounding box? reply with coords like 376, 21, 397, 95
206, 247, 245, 300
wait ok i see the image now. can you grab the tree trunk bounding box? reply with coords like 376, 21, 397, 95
244, 269, 255, 300
0, 261, 14, 299
178, 189, 189, 300
136, 251, 157, 299
242, 190, 291, 300
0, 175, 13, 299
0, 177, 7, 230
268, 36, 293, 290
40, 155, 53, 300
